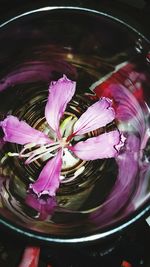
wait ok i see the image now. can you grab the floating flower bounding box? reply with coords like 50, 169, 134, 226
0, 75, 123, 198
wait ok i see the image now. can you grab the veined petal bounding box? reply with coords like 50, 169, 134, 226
73, 97, 115, 136
29, 149, 62, 197
0, 115, 51, 145
71, 130, 121, 161
45, 75, 76, 136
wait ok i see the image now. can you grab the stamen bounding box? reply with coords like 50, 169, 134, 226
7, 141, 60, 164
25, 144, 60, 164
20, 142, 58, 156
66, 133, 75, 142
19, 142, 37, 156
25, 150, 54, 164
20, 142, 59, 156
8, 152, 20, 157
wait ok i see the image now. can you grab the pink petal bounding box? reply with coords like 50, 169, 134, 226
73, 97, 115, 135
45, 75, 76, 135
0, 115, 51, 145
29, 149, 62, 197
71, 130, 121, 161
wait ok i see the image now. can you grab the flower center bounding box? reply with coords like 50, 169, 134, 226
7, 113, 78, 166
59, 137, 69, 148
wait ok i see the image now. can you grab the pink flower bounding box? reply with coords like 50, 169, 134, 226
0, 75, 123, 197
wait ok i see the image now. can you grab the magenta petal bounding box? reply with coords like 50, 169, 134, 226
29, 149, 62, 197
45, 75, 76, 135
71, 130, 121, 161
73, 97, 115, 135
0, 115, 51, 145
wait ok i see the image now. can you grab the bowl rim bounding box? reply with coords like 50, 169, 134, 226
0, 200, 149, 245
0, 5, 149, 44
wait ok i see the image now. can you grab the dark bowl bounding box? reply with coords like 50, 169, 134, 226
0, 6, 149, 246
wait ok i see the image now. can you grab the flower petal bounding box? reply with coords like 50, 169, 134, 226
71, 130, 121, 161
73, 97, 115, 135
25, 193, 57, 220
92, 71, 146, 140
45, 75, 76, 136
0, 115, 51, 145
29, 149, 62, 197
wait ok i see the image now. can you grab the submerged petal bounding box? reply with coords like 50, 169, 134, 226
45, 75, 76, 136
90, 134, 140, 226
25, 192, 57, 220
29, 149, 62, 197
0, 115, 51, 145
71, 130, 121, 161
73, 97, 115, 136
